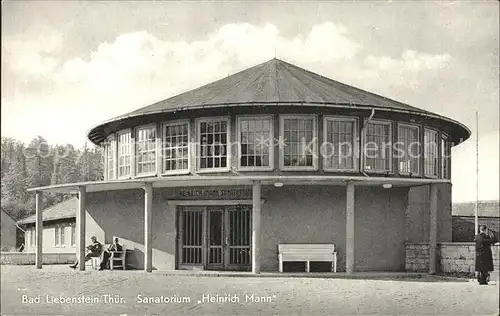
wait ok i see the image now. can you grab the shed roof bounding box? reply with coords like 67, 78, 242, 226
452, 200, 499, 218
17, 197, 77, 225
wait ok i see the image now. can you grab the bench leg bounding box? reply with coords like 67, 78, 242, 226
306, 261, 310, 273
279, 259, 283, 273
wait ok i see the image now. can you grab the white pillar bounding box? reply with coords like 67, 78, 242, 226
429, 184, 438, 275
77, 186, 86, 271
252, 181, 261, 274
346, 182, 355, 274
144, 182, 153, 272
35, 191, 43, 269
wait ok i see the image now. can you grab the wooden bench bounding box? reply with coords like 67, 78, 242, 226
278, 244, 337, 273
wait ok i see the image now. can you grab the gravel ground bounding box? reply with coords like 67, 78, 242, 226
1, 265, 499, 316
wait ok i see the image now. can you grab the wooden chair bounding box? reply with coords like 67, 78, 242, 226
109, 245, 127, 270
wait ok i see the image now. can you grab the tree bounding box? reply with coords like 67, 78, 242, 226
1, 143, 30, 215
25, 136, 53, 189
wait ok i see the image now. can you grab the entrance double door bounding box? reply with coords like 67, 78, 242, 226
177, 205, 252, 270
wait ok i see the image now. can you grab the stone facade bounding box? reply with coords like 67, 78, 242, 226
406, 242, 500, 273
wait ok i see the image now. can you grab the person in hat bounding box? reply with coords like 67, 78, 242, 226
475, 225, 497, 285
99, 237, 123, 270
69, 236, 103, 269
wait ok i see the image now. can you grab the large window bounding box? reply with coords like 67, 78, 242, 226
105, 135, 115, 180
363, 120, 392, 172
162, 121, 190, 174
398, 124, 420, 175
323, 117, 357, 171
54, 225, 65, 247
26, 228, 36, 247
136, 125, 157, 175
197, 117, 230, 171
238, 116, 273, 170
424, 128, 439, 177
280, 115, 317, 170
441, 134, 451, 179
71, 225, 76, 247
117, 130, 131, 177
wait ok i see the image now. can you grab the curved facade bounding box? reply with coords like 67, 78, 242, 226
31, 59, 471, 273
90, 59, 470, 183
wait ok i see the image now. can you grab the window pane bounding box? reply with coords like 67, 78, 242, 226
424, 129, 438, 177
163, 122, 189, 172
136, 126, 156, 174
198, 119, 229, 170
324, 119, 356, 170
398, 125, 420, 174
364, 121, 391, 172
117, 131, 131, 177
282, 117, 316, 167
105, 137, 115, 179
239, 117, 272, 168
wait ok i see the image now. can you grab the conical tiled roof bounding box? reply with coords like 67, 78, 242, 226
88, 58, 470, 144
122, 58, 431, 116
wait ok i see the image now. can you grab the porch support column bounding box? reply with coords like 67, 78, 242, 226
429, 184, 438, 275
346, 181, 355, 274
77, 186, 86, 271
35, 191, 43, 269
252, 181, 261, 274
144, 182, 153, 273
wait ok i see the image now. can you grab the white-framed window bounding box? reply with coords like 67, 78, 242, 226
105, 135, 116, 180
424, 128, 439, 177
397, 124, 420, 175
280, 115, 318, 170
363, 120, 392, 172
71, 224, 76, 246
162, 120, 190, 174
26, 228, 36, 247
117, 130, 132, 178
54, 225, 65, 247
237, 115, 274, 170
441, 134, 451, 179
135, 125, 157, 175
197, 117, 231, 171
323, 116, 358, 171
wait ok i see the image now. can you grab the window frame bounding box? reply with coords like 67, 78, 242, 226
279, 114, 318, 171
323, 116, 359, 172
70, 224, 76, 247
161, 119, 191, 175
397, 123, 421, 176
441, 133, 451, 179
236, 115, 275, 171
424, 127, 439, 178
54, 225, 66, 247
104, 134, 116, 180
116, 129, 132, 179
196, 116, 232, 173
135, 124, 158, 177
362, 119, 393, 173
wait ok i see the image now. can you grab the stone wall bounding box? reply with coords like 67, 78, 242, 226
0, 252, 75, 265
406, 243, 500, 273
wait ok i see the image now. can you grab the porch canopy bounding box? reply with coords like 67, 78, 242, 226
28, 175, 446, 274
27, 175, 448, 194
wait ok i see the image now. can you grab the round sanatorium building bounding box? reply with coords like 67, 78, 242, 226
29, 58, 471, 274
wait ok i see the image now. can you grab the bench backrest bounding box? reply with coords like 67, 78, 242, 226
278, 244, 335, 254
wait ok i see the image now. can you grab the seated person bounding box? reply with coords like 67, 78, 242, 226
69, 236, 103, 269
99, 237, 123, 270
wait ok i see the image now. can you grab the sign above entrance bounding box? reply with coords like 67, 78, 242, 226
175, 187, 253, 200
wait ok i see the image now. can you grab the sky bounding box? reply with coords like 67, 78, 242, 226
1, 1, 499, 203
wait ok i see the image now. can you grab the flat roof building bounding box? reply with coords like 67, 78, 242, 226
28, 58, 471, 273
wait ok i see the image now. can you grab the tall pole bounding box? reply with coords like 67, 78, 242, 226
475, 111, 479, 235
